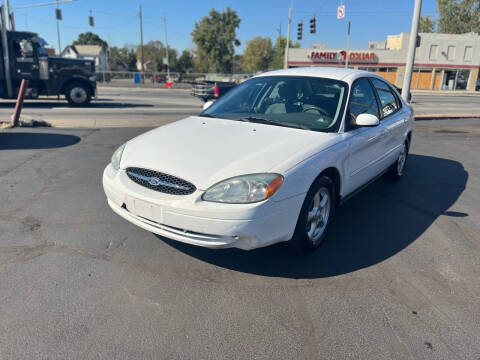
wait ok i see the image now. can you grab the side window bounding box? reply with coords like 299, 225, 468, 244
347, 78, 380, 127
371, 78, 399, 118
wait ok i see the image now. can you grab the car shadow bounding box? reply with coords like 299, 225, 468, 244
0, 101, 153, 109
0, 132, 80, 150
158, 154, 468, 278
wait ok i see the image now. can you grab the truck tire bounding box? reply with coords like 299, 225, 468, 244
65, 82, 92, 107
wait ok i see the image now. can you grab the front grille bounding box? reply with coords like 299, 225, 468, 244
126, 167, 196, 195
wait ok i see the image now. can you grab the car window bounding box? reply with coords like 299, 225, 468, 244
347, 78, 380, 125
371, 78, 399, 118
201, 76, 348, 133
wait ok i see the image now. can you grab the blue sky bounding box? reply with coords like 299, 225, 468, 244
9, 0, 439, 53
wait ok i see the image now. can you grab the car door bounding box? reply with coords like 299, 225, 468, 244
343, 78, 387, 196
370, 78, 407, 168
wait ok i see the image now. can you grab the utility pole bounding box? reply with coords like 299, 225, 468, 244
402, 0, 422, 102
345, 21, 351, 68
1, 6, 13, 97
163, 13, 170, 81
277, 23, 282, 39
283, 5, 292, 69
5, 0, 11, 29
56, 0, 61, 55
139, 4, 144, 82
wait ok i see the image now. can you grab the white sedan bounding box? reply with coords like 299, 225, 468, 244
103, 67, 413, 252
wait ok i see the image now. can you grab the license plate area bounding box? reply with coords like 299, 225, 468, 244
127, 196, 163, 223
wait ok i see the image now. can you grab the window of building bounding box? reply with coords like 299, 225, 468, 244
464, 46, 473, 62
447, 45, 456, 61
429, 45, 438, 60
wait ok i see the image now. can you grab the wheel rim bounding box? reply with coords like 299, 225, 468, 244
397, 143, 407, 176
70, 87, 87, 103
306, 187, 330, 243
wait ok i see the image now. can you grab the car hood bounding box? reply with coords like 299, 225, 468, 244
121, 116, 341, 190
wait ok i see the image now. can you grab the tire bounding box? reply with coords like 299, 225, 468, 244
65, 82, 92, 107
385, 140, 409, 181
291, 176, 336, 253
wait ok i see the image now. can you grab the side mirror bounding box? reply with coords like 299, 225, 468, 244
354, 113, 380, 127
203, 100, 215, 110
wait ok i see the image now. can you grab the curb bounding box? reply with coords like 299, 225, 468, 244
415, 114, 480, 120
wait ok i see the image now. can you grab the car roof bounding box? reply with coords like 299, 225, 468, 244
254, 67, 379, 84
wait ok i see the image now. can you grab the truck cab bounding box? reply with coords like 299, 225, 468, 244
0, 31, 96, 106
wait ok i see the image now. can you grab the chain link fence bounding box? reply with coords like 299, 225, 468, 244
96, 71, 255, 89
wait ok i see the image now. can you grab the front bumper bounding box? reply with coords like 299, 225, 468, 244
103, 164, 304, 250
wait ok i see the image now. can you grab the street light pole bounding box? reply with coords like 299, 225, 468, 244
139, 4, 144, 82
163, 13, 170, 81
283, 5, 292, 69
402, 0, 422, 102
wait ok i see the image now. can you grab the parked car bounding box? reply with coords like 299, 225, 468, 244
103, 67, 413, 252
191, 80, 236, 102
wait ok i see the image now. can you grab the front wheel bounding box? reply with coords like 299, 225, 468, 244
65, 83, 92, 107
291, 176, 336, 253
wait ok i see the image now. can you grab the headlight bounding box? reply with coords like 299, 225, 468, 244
111, 143, 126, 170
202, 174, 284, 204
89, 75, 97, 82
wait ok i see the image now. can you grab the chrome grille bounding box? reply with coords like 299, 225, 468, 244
126, 167, 196, 195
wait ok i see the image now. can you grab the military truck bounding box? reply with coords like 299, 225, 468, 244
1, 30, 97, 106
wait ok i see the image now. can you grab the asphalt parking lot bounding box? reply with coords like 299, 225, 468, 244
1, 115, 479, 359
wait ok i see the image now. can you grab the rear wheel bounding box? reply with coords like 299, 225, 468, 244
291, 176, 336, 253
386, 140, 409, 181
65, 83, 92, 107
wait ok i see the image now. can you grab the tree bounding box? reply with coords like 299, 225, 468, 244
176, 50, 194, 73
269, 36, 300, 70
74, 32, 108, 48
242, 37, 273, 72
437, 0, 479, 34
191, 7, 241, 73
419, 16, 436, 32
109, 45, 137, 70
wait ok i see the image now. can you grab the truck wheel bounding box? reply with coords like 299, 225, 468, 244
65, 83, 91, 107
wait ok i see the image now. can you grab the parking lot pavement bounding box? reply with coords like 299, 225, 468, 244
0, 119, 480, 359
412, 94, 480, 116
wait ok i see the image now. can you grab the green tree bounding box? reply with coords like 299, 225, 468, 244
191, 7, 241, 73
419, 15, 436, 32
242, 37, 273, 72
74, 32, 108, 48
437, 0, 479, 34
269, 37, 300, 70
109, 45, 137, 70
176, 50, 194, 73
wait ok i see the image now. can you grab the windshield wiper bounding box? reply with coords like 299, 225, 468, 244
238, 117, 311, 130
199, 114, 219, 118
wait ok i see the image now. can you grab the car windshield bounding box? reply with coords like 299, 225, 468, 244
201, 75, 349, 132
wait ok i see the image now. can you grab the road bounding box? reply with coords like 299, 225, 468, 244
0, 88, 479, 127
0, 118, 479, 359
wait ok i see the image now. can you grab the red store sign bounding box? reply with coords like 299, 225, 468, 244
310, 51, 376, 63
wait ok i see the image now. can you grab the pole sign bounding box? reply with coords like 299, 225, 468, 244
337, 5, 345, 19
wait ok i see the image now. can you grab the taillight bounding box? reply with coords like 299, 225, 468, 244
213, 83, 219, 98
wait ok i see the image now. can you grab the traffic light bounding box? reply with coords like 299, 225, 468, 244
89, 16, 94, 27
55, 8, 62, 21
297, 22, 303, 41
310, 17, 316, 34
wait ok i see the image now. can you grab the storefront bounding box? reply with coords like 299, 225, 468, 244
288, 32, 480, 91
